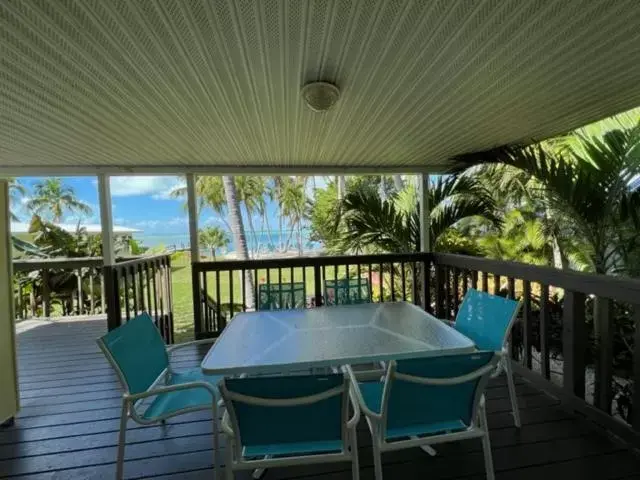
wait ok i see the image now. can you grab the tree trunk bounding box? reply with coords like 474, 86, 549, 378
551, 235, 568, 270
393, 175, 404, 192
222, 176, 255, 308
337, 176, 346, 200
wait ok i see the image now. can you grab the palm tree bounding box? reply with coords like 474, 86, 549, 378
234, 176, 267, 253
222, 176, 255, 307
9, 179, 26, 221
198, 226, 229, 260
336, 175, 499, 253
459, 124, 640, 275
279, 176, 308, 254
26, 178, 92, 223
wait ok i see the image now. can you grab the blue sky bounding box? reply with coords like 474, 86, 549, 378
12, 175, 327, 238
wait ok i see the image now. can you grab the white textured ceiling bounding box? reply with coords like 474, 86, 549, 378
1, 0, 640, 174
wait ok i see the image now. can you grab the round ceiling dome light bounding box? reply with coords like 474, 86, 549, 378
301, 81, 340, 112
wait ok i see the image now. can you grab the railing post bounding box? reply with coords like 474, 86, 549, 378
563, 291, 586, 398
421, 254, 431, 313
165, 256, 174, 344
313, 264, 323, 307
192, 263, 202, 339
539, 283, 551, 379
434, 263, 445, 319
593, 296, 613, 413
522, 280, 532, 369
104, 265, 121, 331
632, 305, 640, 430
41, 268, 50, 318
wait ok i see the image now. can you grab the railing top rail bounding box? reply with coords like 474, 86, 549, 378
193, 251, 430, 272
433, 253, 640, 304
13, 257, 105, 272
111, 253, 171, 269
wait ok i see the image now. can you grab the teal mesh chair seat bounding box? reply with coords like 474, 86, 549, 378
347, 352, 499, 480
97, 313, 222, 479
258, 282, 306, 310
324, 278, 371, 305
449, 289, 522, 427
220, 373, 361, 479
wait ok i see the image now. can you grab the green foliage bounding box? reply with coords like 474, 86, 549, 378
128, 237, 146, 255
460, 123, 640, 275
332, 175, 498, 254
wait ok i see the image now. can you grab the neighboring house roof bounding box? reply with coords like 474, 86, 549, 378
1, 1, 640, 174
10, 223, 141, 235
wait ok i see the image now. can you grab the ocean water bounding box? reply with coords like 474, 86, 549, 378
136, 228, 322, 254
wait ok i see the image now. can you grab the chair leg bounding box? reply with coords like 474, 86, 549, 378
116, 400, 128, 480
372, 439, 383, 480
504, 359, 521, 428
480, 404, 495, 480
225, 438, 235, 480
350, 428, 360, 480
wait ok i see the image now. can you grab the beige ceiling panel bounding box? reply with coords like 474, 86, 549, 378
1, 0, 640, 174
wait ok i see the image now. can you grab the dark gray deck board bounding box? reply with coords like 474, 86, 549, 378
3, 317, 639, 480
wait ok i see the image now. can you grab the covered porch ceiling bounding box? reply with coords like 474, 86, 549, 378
1, 0, 640, 175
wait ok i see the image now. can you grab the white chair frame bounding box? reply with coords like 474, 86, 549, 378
97, 337, 221, 480
346, 354, 500, 480
444, 298, 523, 428
219, 376, 361, 480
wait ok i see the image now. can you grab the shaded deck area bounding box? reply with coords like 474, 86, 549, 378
2, 317, 640, 479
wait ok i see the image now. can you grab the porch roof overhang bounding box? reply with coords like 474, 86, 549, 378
1, 0, 640, 176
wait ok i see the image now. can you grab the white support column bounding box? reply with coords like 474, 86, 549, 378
98, 174, 115, 266
419, 174, 431, 252
186, 174, 199, 261
0, 179, 19, 424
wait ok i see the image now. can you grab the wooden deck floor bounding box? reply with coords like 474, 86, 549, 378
3, 317, 640, 480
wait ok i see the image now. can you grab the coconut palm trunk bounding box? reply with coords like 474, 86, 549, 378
222, 176, 255, 308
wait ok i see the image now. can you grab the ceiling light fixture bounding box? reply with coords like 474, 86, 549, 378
301, 81, 340, 112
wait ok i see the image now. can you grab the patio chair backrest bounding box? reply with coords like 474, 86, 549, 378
258, 282, 306, 310
454, 289, 522, 351
382, 352, 497, 436
97, 313, 169, 395
324, 278, 371, 305
221, 374, 348, 449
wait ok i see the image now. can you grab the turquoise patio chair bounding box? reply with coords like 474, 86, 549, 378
324, 278, 371, 305
258, 282, 306, 310
97, 313, 223, 480
219, 373, 361, 479
346, 352, 500, 480
448, 288, 522, 427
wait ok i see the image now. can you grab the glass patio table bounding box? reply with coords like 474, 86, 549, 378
201, 302, 475, 375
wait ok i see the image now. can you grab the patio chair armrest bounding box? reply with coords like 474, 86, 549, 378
126, 380, 218, 402
166, 337, 217, 354
346, 383, 361, 429
221, 410, 234, 437
343, 365, 382, 421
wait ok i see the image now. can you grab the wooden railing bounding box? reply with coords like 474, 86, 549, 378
13, 257, 108, 319
192, 252, 431, 339
192, 251, 640, 447
431, 253, 640, 447
104, 254, 174, 343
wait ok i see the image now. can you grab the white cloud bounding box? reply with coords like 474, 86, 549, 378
109, 176, 184, 198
